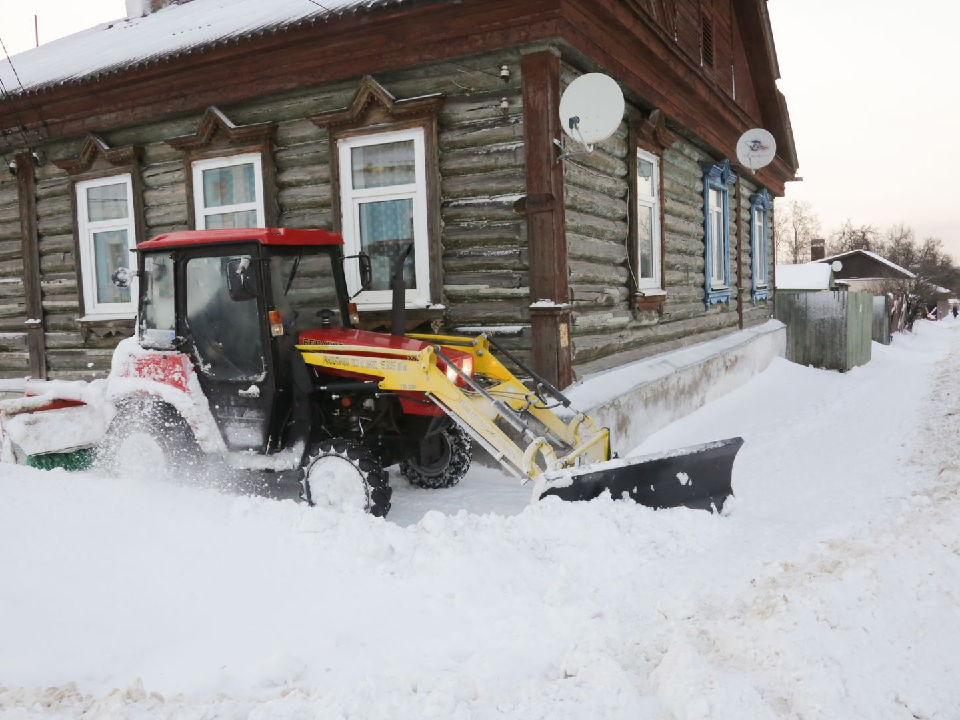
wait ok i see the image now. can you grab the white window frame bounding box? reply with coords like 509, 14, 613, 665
708, 188, 727, 288
191, 152, 265, 230
338, 127, 430, 308
635, 148, 662, 291
753, 208, 768, 287
76, 173, 138, 319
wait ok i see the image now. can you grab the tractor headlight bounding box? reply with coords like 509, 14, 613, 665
445, 356, 474, 385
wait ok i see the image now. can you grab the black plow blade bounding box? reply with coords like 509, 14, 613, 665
540, 437, 744, 512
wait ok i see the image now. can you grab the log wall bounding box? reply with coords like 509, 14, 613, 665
0, 168, 29, 378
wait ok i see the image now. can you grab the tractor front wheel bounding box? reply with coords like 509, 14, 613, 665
400, 424, 473, 489
301, 439, 392, 517
96, 400, 203, 481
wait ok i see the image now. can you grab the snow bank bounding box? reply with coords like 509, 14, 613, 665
565, 320, 785, 453
2, 321, 960, 718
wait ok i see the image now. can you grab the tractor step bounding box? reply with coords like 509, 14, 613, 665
538, 437, 743, 512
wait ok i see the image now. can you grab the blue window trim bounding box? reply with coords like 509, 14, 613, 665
701, 159, 736, 306
749, 189, 774, 302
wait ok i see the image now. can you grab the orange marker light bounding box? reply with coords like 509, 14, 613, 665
269, 310, 284, 337
348, 302, 360, 327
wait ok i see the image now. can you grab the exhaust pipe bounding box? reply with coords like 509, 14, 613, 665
391, 244, 414, 337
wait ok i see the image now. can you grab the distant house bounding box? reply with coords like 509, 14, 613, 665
775, 263, 834, 292
0, 0, 799, 386
814, 249, 915, 293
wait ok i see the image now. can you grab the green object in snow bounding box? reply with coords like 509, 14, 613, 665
25, 448, 96, 472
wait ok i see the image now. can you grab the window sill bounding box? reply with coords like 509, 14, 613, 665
633, 290, 666, 313
356, 306, 445, 334
78, 314, 136, 324
705, 287, 732, 306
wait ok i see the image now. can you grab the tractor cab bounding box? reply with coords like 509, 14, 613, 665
129, 228, 361, 453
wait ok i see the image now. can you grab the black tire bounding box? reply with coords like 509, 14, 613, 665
96, 399, 203, 479
301, 439, 392, 517
400, 423, 473, 489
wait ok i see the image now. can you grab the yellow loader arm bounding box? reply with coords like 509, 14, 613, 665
297, 333, 610, 483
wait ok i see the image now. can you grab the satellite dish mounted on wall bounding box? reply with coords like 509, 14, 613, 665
831, 260, 843, 273
736, 128, 777, 171
555, 73, 625, 162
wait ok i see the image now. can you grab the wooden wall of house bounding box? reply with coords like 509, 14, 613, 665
0, 50, 533, 380
0, 169, 29, 378
561, 60, 773, 378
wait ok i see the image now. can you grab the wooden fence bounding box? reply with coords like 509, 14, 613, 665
774, 291, 873, 371
872, 295, 891, 345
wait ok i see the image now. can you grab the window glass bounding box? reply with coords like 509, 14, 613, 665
351, 141, 416, 189
205, 209, 259, 230
186, 255, 264, 381
710, 189, 726, 286
141, 254, 176, 349
638, 205, 654, 279
754, 209, 767, 284
358, 199, 416, 291
93, 230, 131, 304
87, 182, 129, 221
637, 158, 655, 197
203, 163, 256, 208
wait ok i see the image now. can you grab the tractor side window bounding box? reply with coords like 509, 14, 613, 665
186, 255, 265, 381
140, 254, 176, 349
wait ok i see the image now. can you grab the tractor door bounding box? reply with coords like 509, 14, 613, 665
180, 246, 275, 451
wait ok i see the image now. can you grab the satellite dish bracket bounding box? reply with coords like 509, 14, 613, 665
553, 119, 596, 163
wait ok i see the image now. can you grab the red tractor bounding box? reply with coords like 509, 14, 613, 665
3, 228, 741, 519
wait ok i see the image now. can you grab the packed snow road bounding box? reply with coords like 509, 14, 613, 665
2, 321, 959, 719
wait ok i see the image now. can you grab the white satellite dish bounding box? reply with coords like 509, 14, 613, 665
831, 260, 843, 273
559, 73, 624, 148
736, 128, 777, 171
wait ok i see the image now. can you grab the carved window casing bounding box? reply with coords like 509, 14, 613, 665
312, 76, 444, 310
55, 135, 145, 321
630, 110, 675, 313
750, 188, 773, 301
701, 158, 736, 306
165, 107, 277, 230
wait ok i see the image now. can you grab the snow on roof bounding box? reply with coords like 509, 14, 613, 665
819, 249, 916, 279
775, 263, 833, 290
1, 0, 406, 95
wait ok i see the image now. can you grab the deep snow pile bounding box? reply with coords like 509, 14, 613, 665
2, 321, 960, 719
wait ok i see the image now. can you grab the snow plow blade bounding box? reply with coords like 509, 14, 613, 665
539, 437, 743, 511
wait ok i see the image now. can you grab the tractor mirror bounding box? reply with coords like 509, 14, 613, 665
225, 257, 258, 301
358, 252, 373, 290
111, 267, 136, 289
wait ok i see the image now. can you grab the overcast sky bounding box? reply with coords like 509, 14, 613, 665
3, 0, 958, 259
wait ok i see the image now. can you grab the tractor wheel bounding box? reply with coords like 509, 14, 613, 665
301, 439, 392, 517
96, 400, 203, 481
400, 423, 473, 489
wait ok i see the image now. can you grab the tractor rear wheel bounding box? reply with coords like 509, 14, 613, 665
301, 439, 392, 517
96, 400, 203, 481
400, 424, 472, 489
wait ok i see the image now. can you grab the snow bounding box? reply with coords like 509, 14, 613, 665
529, 300, 571, 309
819, 249, 917, 279
1, 0, 406, 95
455, 325, 529, 335
775, 262, 833, 290
2, 321, 960, 717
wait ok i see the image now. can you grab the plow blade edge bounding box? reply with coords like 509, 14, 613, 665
540, 437, 743, 512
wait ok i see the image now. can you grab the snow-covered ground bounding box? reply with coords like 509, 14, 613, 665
2, 320, 960, 719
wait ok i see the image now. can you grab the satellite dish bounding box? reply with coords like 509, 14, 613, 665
559, 73, 624, 147
831, 260, 843, 272
736, 128, 777, 171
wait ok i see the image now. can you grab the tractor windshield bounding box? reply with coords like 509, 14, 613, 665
271, 249, 344, 333
186, 254, 265, 382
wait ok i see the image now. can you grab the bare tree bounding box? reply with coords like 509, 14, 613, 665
774, 199, 821, 264
829, 219, 880, 254
882, 223, 917, 269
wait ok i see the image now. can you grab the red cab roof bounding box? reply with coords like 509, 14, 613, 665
138, 228, 343, 251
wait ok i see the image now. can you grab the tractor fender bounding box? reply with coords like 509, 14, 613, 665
105, 337, 226, 454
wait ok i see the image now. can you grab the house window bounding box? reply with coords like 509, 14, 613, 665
76, 174, 138, 318
750, 189, 773, 301
635, 149, 662, 290
337, 128, 430, 306
192, 153, 265, 230
702, 159, 736, 305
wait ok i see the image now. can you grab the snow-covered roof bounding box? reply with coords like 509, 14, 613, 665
1, 0, 407, 95
775, 263, 833, 291
818, 249, 916, 279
